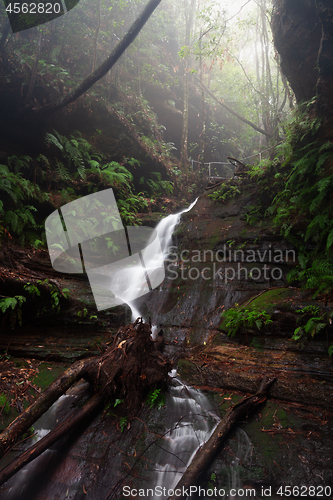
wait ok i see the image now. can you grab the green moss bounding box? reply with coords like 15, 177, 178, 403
247, 288, 293, 314
32, 362, 68, 391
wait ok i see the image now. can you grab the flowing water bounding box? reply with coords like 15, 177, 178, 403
127, 198, 199, 325
1, 198, 253, 499
150, 370, 219, 499
1, 381, 91, 500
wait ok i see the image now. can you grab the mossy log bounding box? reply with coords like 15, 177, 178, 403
167, 377, 276, 500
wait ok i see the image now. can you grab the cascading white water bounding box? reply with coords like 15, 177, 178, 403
125, 199, 255, 499
116, 198, 222, 497
125, 198, 198, 325
227, 429, 255, 500
1, 394, 73, 500
151, 371, 219, 499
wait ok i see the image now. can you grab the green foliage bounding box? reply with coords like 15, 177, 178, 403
0, 295, 26, 328
146, 388, 166, 409
263, 102, 333, 296
139, 172, 174, 197
0, 157, 49, 247
221, 305, 272, 337
119, 416, 128, 432
292, 305, 332, 345
25, 280, 70, 316
77, 308, 88, 318
0, 394, 10, 415
24, 282, 41, 298
208, 182, 241, 203
207, 472, 217, 490
45, 130, 93, 181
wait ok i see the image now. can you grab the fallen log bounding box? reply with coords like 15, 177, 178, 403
0, 356, 96, 460
0, 318, 171, 487
167, 377, 276, 500
0, 393, 104, 487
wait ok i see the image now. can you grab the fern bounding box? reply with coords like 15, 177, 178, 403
45, 132, 64, 151
55, 159, 70, 181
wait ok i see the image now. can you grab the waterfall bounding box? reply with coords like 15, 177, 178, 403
126, 199, 255, 499
0, 198, 255, 499
150, 371, 219, 499
227, 429, 255, 500
126, 198, 198, 324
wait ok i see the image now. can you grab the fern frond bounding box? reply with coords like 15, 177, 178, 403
45, 132, 64, 151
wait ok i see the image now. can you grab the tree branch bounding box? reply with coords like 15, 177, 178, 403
197, 77, 273, 138
32, 0, 163, 115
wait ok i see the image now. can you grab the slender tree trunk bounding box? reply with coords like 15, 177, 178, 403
180, 0, 196, 172
0, 19, 11, 54
25, 29, 43, 105
198, 33, 206, 170
92, 0, 101, 72
32, 0, 163, 115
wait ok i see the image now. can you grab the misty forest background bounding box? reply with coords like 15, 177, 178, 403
1, 0, 333, 342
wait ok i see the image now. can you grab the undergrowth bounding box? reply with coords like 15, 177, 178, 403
0, 130, 176, 247
245, 98, 333, 300
220, 305, 272, 337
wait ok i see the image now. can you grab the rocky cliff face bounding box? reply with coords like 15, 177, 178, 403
271, 0, 333, 135
271, 0, 321, 103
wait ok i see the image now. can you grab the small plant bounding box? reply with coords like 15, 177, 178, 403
34, 280, 69, 314
146, 388, 166, 409
24, 282, 41, 298
0, 295, 26, 328
208, 182, 241, 203
207, 472, 217, 490
292, 306, 331, 343
119, 416, 128, 432
77, 308, 88, 318
221, 306, 272, 337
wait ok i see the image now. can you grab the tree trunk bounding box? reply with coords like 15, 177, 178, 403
91, 0, 101, 72
180, 0, 196, 172
32, 0, 163, 116
167, 377, 276, 500
25, 29, 43, 105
